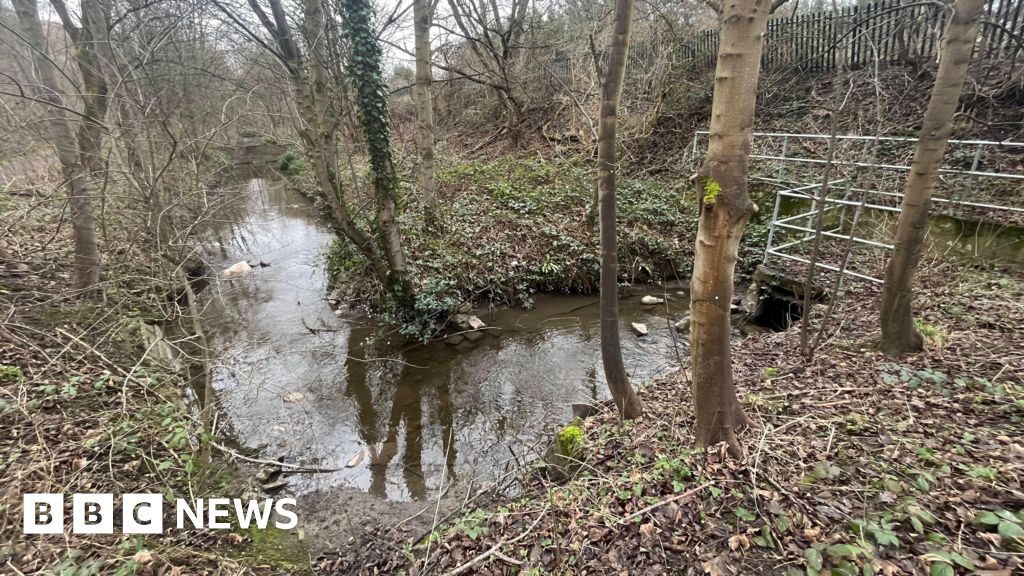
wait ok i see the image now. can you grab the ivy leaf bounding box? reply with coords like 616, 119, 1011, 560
929, 562, 954, 576
775, 514, 792, 533
804, 547, 823, 572
973, 510, 1001, 525
734, 507, 756, 522
872, 528, 900, 547
997, 521, 1024, 539
948, 551, 976, 571
908, 505, 937, 524
909, 516, 924, 533
826, 543, 861, 558
832, 560, 858, 576
914, 475, 930, 492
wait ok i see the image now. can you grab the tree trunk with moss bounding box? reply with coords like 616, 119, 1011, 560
689, 0, 771, 456
879, 0, 985, 356
341, 0, 409, 298
597, 0, 643, 420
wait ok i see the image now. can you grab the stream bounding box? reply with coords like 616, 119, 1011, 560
197, 177, 689, 504
193, 174, 1022, 539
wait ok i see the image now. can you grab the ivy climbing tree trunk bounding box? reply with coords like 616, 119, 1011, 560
341, 0, 409, 298
297, 0, 390, 286
14, 0, 101, 291
689, 0, 771, 455
879, 0, 985, 356
597, 0, 643, 420
413, 0, 441, 226
232, 0, 391, 287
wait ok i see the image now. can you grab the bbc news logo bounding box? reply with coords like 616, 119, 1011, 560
23, 494, 298, 534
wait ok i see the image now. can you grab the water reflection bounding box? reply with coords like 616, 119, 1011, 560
197, 177, 690, 501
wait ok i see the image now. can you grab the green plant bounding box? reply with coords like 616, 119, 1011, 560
849, 517, 900, 547
557, 420, 585, 459
652, 456, 693, 492
963, 465, 998, 481
453, 510, 491, 540
275, 149, 305, 175
973, 509, 1024, 551
922, 550, 976, 575
0, 364, 24, 383
914, 319, 947, 348
881, 364, 952, 395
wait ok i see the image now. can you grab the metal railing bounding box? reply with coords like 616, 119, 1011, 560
691, 131, 1024, 284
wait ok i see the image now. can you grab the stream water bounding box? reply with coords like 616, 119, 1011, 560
197, 175, 1022, 510
198, 177, 689, 503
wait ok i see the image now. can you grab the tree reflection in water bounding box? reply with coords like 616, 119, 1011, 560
344, 336, 457, 500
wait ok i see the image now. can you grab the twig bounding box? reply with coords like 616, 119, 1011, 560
440, 504, 550, 576
492, 550, 523, 567
616, 482, 710, 525
209, 440, 340, 473
422, 426, 455, 574
301, 317, 341, 334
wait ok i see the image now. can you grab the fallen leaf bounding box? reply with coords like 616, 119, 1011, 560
282, 391, 304, 403
702, 552, 735, 576
729, 534, 750, 551
133, 550, 153, 564
72, 457, 87, 471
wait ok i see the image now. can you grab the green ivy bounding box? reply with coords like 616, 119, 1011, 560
340, 0, 399, 207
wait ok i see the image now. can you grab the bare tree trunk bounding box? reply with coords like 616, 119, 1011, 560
689, 0, 771, 456
14, 0, 101, 291
597, 0, 642, 420
55, 0, 111, 186
413, 0, 441, 226
880, 0, 985, 356
75, 0, 164, 246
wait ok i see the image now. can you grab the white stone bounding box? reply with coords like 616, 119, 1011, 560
674, 316, 691, 332
282, 391, 304, 402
